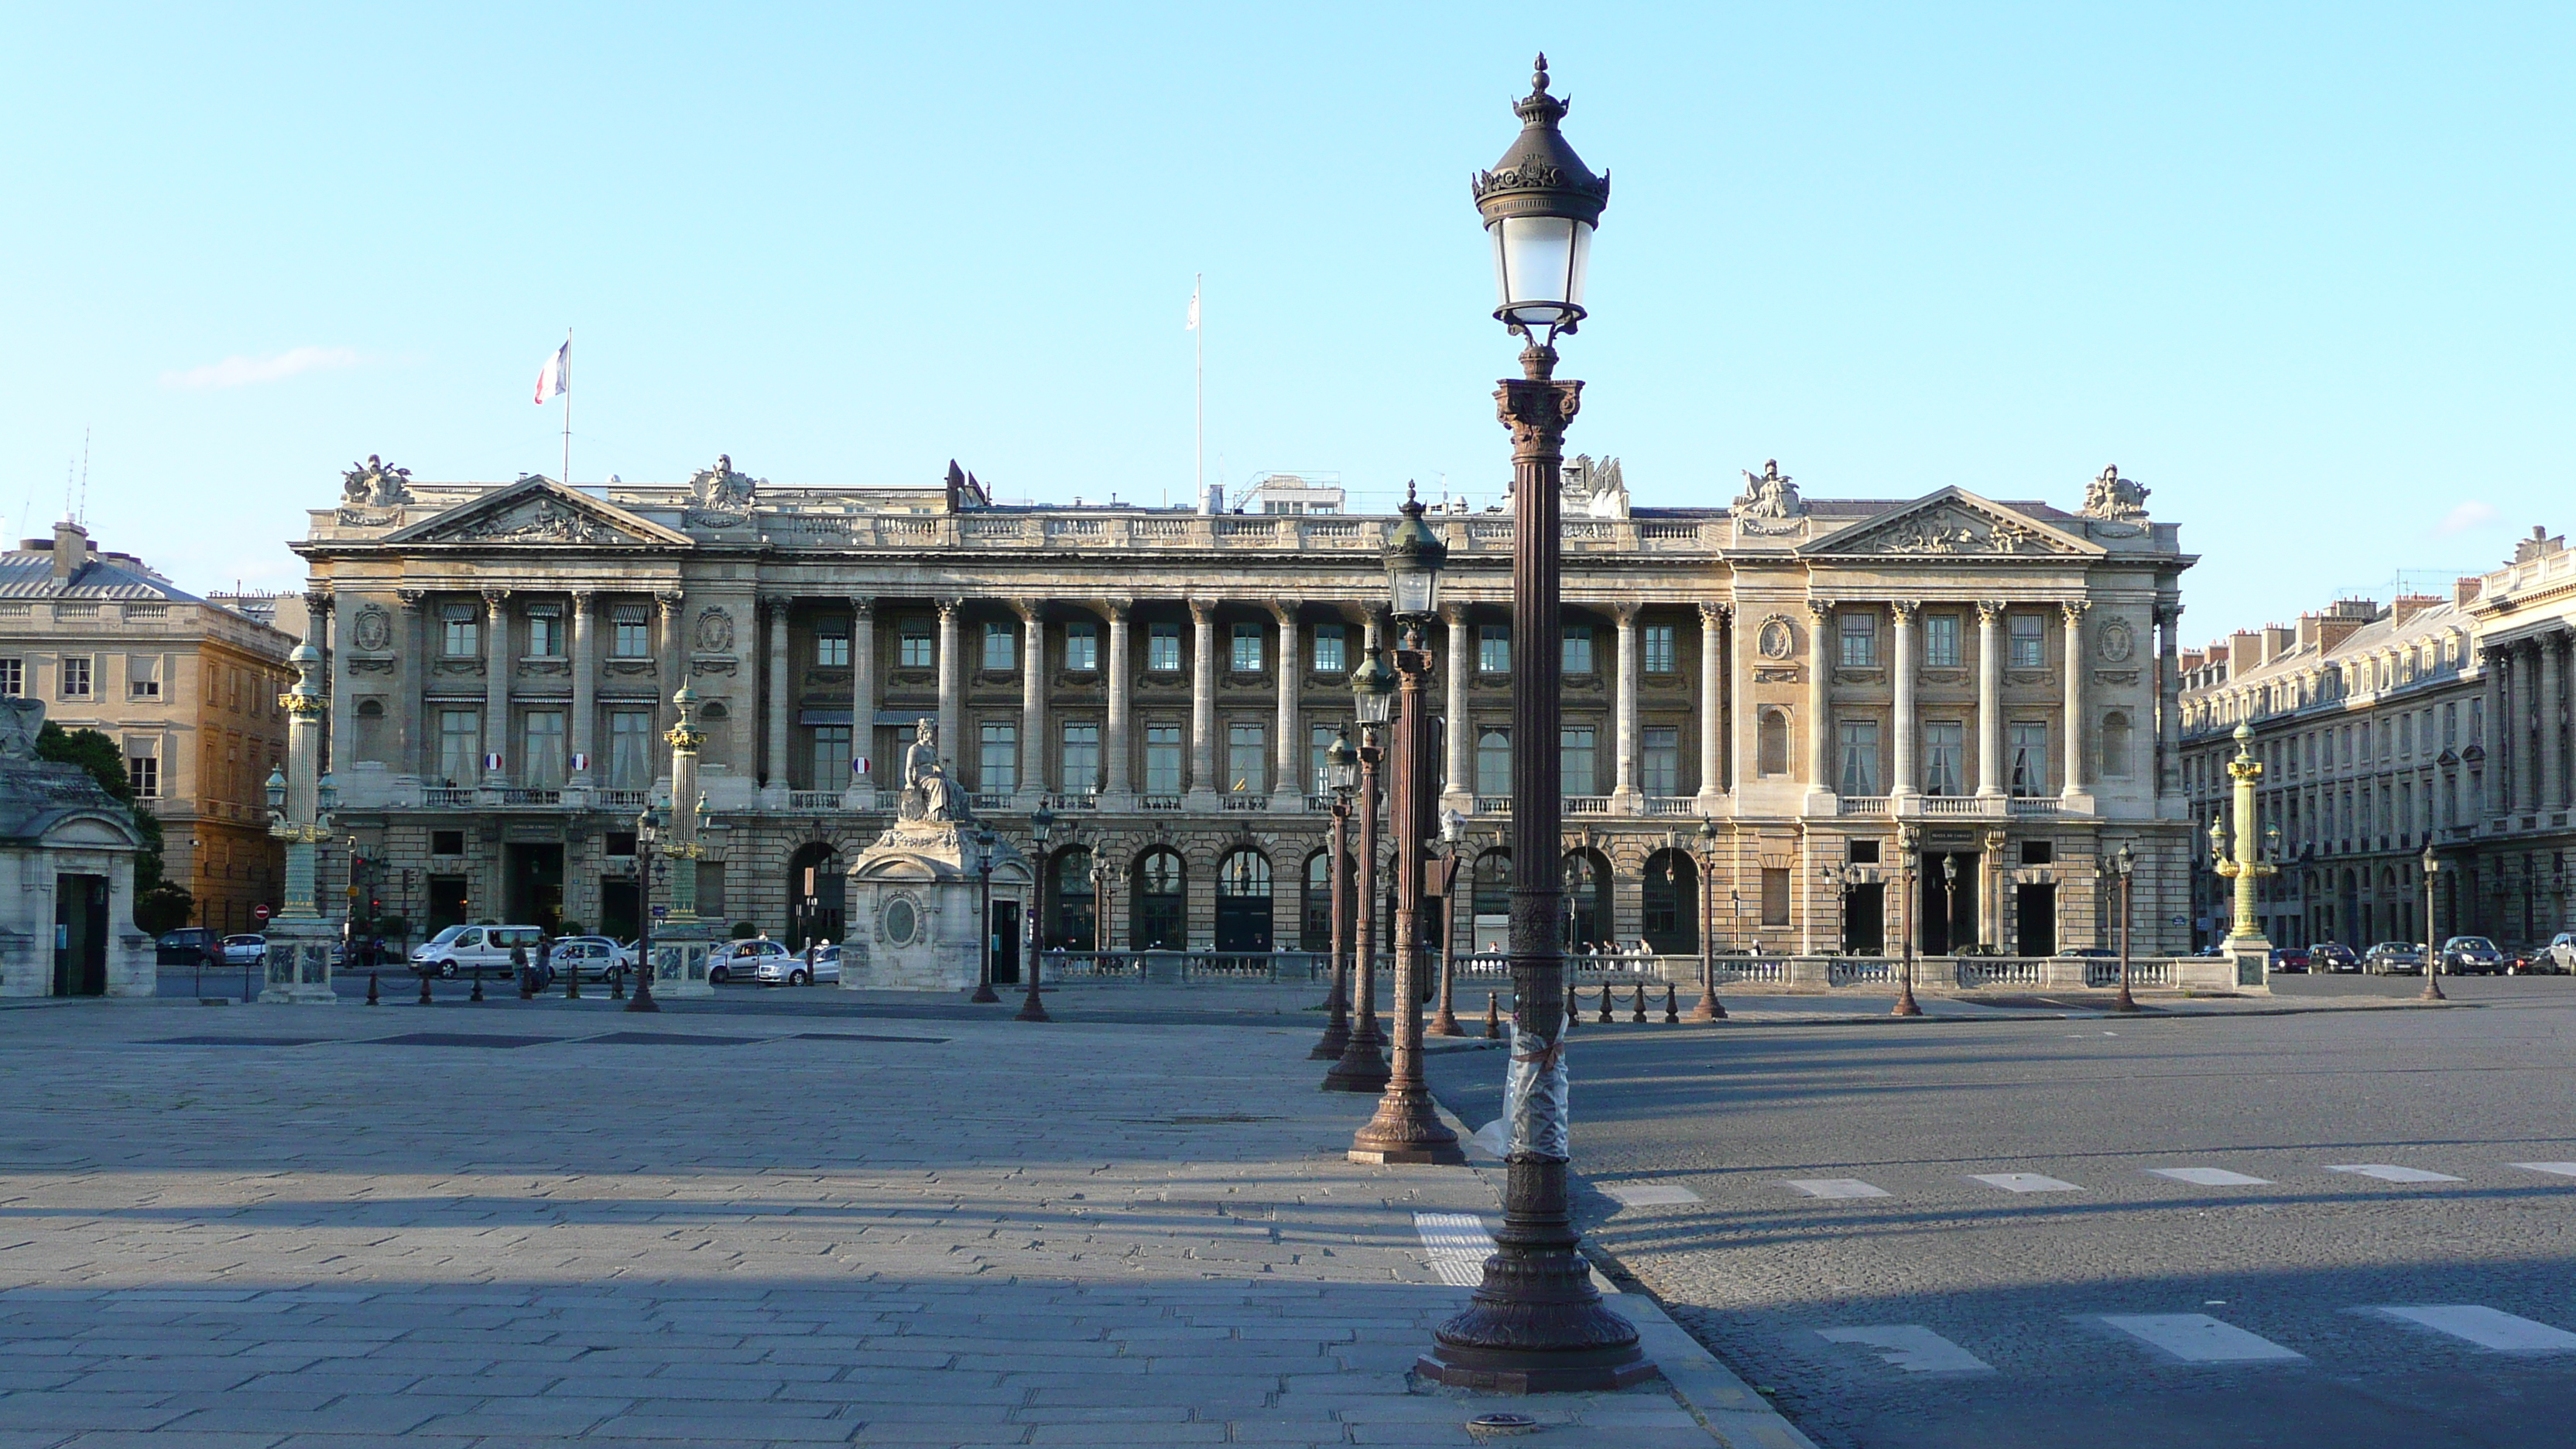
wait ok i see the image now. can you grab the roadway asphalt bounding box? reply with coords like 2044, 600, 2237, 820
1425, 974, 2576, 1449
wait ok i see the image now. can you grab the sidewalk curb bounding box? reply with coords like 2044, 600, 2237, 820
1425, 1101, 1820, 1448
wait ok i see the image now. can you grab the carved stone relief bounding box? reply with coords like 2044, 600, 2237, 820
2098, 618, 2137, 664
694, 607, 734, 653
351, 605, 392, 652
1756, 616, 1795, 660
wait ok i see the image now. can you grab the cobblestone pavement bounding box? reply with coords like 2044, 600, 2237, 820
0, 999, 1786, 1448
1427, 975, 2576, 1448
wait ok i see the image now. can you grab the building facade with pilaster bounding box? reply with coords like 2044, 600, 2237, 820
290, 456, 2197, 961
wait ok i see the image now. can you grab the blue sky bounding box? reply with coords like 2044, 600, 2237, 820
1, 3, 2565, 642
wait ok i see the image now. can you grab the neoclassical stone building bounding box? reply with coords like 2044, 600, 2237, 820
2180, 525, 2576, 951
291, 455, 2197, 960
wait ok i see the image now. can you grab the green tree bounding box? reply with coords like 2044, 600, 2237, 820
36, 721, 169, 896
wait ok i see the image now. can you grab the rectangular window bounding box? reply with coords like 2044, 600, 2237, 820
437, 709, 480, 784
2444, 703, 2458, 748
1643, 624, 1677, 674
978, 721, 1017, 790
1228, 622, 1264, 674
1838, 719, 1882, 796
522, 710, 567, 787
611, 603, 651, 657
1476, 728, 1511, 797
1925, 613, 1961, 667
1560, 725, 1598, 796
814, 632, 850, 668
1145, 724, 1184, 794
1065, 622, 1099, 673
0, 659, 19, 695
1310, 724, 1341, 793
2009, 612, 2045, 668
60, 656, 91, 699
125, 744, 159, 800
981, 622, 1016, 671
1060, 721, 1100, 793
1838, 611, 1878, 667
2007, 721, 2049, 796
1642, 725, 1680, 794
1147, 623, 1183, 673
608, 710, 653, 790
1313, 623, 1348, 673
811, 725, 852, 790
128, 656, 161, 698
899, 627, 933, 668
1562, 626, 1595, 675
1760, 867, 1791, 927
1226, 721, 1266, 793
441, 603, 478, 656
1480, 625, 1511, 674
526, 611, 563, 657
1923, 721, 1964, 796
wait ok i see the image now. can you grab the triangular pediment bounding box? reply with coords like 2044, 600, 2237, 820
386, 477, 690, 548
1800, 487, 2102, 560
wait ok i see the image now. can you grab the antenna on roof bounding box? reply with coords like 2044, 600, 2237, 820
78, 428, 90, 526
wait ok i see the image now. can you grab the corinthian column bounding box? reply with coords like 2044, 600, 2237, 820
847, 598, 875, 806
1806, 599, 1834, 807
1273, 601, 1301, 807
482, 588, 512, 788
1020, 602, 1047, 802
2485, 645, 2509, 817
1187, 597, 1218, 806
1697, 602, 1727, 803
2543, 632, 2567, 812
2156, 602, 2184, 814
396, 590, 425, 786
1612, 602, 1641, 808
936, 598, 963, 780
1975, 601, 2004, 800
1890, 601, 1917, 803
1103, 600, 1133, 803
569, 589, 597, 791
762, 596, 791, 805
2060, 600, 2089, 803
1444, 605, 1472, 813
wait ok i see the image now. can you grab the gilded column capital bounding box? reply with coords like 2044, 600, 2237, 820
656, 590, 683, 618
1975, 599, 2006, 626
2060, 599, 2090, 627
1889, 599, 1919, 623
480, 587, 511, 611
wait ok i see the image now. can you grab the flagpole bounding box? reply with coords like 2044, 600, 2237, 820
1194, 273, 1203, 507
560, 327, 574, 485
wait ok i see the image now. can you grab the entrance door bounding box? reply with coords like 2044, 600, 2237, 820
426, 876, 470, 932
598, 878, 639, 944
53, 874, 108, 996
1845, 882, 1886, 955
2017, 883, 2057, 957
505, 844, 564, 931
991, 901, 1021, 984
1918, 851, 1978, 954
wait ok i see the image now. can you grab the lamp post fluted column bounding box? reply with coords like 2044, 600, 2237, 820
1312, 781, 1355, 1060
1687, 820, 1724, 1022
1893, 824, 1923, 1016
1324, 714, 1390, 1093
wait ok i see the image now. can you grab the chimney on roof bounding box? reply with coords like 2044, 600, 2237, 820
2390, 594, 2441, 626
2228, 630, 2261, 677
2454, 575, 2483, 608
51, 519, 88, 584
2260, 625, 2295, 664
2313, 611, 2365, 653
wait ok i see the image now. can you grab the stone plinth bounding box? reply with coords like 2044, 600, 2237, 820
2221, 933, 2273, 994
842, 819, 1029, 993
646, 915, 721, 998
259, 916, 338, 1005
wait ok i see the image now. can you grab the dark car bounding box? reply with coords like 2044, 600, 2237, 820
2439, 936, 2504, 975
2364, 941, 2425, 975
2270, 947, 2311, 974
2309, 943, 2360, 974
155, 927, 221, 966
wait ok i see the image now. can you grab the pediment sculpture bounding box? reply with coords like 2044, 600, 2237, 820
2081, 464, 2150, 521
1844, 504, 2066, 557
416, 493, 638, 546
1732, 459, 1804, 520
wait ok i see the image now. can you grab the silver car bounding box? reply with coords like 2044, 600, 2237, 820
752, 946, 840, 987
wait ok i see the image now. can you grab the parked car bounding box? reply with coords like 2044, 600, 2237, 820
2547, 932, 2576, 973
2309, 943, 2360, 974
218, 933, 268, 968
2269, 947, 2311, 974
2363, 941, 2425, 975
2439, 936, 2505, 975
156, 927, 221, 966
2506, 950, 2563, 975
708, 937, 792, 983
550, 936, 637, 981
409, 924, 548, 978
752, 944, 841, 987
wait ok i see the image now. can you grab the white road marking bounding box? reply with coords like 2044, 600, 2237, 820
1816, 1324, 1994, 1374
2509, 1162, 2576, 1179
1599, 1181, 1702, 1207
2369, 1304, 2576, 1353
1413, 1211, 1495, 1287
2328, 1164, 2465, 1184
1968, 1172, 2081, 1194
2098, 1313, 2305, 1363
2147, 1166, 2273, 1187
1786, 1178, 1890, 1200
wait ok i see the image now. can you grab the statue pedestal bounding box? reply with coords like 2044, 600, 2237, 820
2222, 933, 2273, 993
259, 916, 338, 1005
841, 817, 1029, 993
648, 916, 721, 998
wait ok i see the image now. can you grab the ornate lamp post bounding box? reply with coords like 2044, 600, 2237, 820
1687, 819, 1725, 1022
1313, 731, 1360, 1060
2209, 722, 2279, 983
261, 641, 340, 1005
969, 827, 1002, 1003
1430, 805, 1468, 1036
1820, 862, 1846, 956
2110, 842, 2139, 1012
1893, 823, 1923, 1016
2420, 844, 2445, 1002
627, 806, 664, 1012
1351, 491, 1463, 1164
1019, 806, 1056, 1021
1325, 653, 1395, 1093
1423, 55, 1653, 1394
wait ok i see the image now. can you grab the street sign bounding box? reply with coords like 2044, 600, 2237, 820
652, 906, 668, 920
255, 904, 272, 922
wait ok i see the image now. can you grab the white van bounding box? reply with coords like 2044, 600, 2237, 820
410, 925, 547, 978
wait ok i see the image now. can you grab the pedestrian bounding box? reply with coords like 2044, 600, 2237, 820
536, 934, 553, 993
512, 942, 533, 999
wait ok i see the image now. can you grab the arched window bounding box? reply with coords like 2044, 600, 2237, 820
1641, 848, 1697, 954
1050, 847, 1096, 950
1215, 848, 1273, 952
1759, 708, 1790, 776
1472, 849, 1512, 916
1562, 849, 1611, 949
2101, 711, 2133, 779
1132, 848, 1186, 950
1300, 850, 1332, 953
354, 697, 388, 764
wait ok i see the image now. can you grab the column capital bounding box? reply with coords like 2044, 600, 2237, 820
656, 589, 683, 617
481, 587, 511, 610
1609, 601, 1642, 625
396, 588, 426, 611
849, 596, 874, 619
1805, 597, 1835, 623
1013, 599, 1044, 625
305, 586, 334, 612
1975, 599, 2006, 625
1187, 596, 1217, 622
1269, 598, 1297, 626
760, 594, 793, 620
936, 596, 964, 622
1442, 602, 1471, 626
1698, 600, 1732, 628
2060, 599, 2090, 626
2153, 602, 2184, 628
1098, 596, 1132, 622
1889, 599, 1918, 623
568, 586, 599, 606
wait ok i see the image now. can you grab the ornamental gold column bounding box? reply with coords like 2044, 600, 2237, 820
262, 641, 340, 1005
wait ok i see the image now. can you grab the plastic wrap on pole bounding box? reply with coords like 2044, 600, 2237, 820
1504, 1022, 1570, 1160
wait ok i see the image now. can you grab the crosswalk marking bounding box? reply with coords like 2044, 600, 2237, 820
2098, 1313, 2304, 1363
2509, 1162, 2576, 1179
1968, 1172, 2081, 1194
2328, 1164, 2465, 1184
1786, 1178, 1890, 1200
1413, 1211, 1495, 1287
2148, 1166, 2272, 1187
1599, 1181, 1702, 1208
1817, 1325, 1994, 1373
2370, 1304, 2576, 1353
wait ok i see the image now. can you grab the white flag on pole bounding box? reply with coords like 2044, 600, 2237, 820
534, 340, 570, 403
1185, 281, 1199, 331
